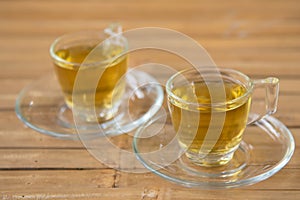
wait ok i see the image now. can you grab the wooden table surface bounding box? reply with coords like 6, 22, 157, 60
1, 0, 300, 199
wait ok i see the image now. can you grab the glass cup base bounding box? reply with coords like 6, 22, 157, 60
184, 146, 239, 167
180, 142, 248, 177
57, 103, 121, 129
64, 94, 123, 123
72, 105, 120, 123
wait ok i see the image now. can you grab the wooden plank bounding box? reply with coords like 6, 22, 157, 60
0, 169, 116, 191
0, 0, 299, 21
1, 19, 300, 38
0, 149, 106, 169
0, 169, 300, 195
117, 168, 300, 190
1, 188, 298, 200
0, 188, 145, 200
2, 35, 299, 54
157, 189, 300, 200
0, 129, 83, 148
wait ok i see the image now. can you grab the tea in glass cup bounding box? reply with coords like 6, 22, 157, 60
50, 26, 128, 122
166, 67, 279, 167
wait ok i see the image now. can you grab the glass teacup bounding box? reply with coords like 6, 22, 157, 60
166, 67, 279, 167
50, 25, 128, 123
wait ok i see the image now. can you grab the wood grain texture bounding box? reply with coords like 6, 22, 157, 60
1, 189, 300, 200
1, 0, 300, 199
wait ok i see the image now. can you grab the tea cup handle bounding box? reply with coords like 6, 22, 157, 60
247, 77, 280, 124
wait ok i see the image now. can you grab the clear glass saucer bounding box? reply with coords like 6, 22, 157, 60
133, 113, 295, 189
15, 70, 164, 140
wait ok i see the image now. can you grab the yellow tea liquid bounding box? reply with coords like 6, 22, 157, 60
54, 44, 127, 122
168, 81, 251, 162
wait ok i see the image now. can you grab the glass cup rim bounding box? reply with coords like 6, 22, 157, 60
166, 67, 254, 107
49, 30, 128, 67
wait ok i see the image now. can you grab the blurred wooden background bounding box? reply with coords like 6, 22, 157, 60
1, 0, 300, 199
